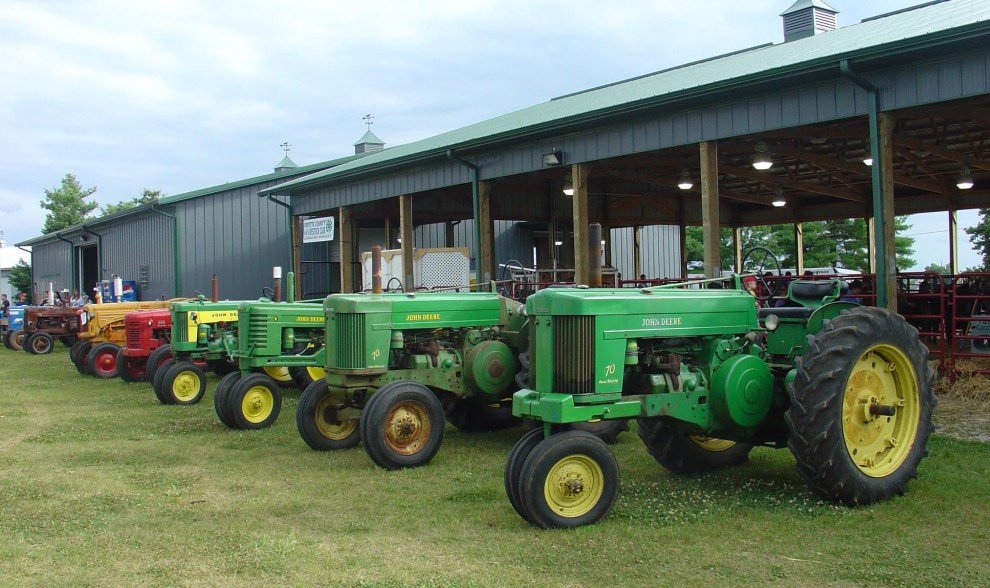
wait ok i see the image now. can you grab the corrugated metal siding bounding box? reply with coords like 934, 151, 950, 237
30, 241, 72, 294
176, 180, 292, 300
414, 220, 534, 275
97, 211, 175, 299
291, 49, 990, 216
609, 225, 682, 280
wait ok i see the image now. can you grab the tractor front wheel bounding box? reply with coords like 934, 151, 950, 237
116, 348, 147, 383
517, 430, 619, 529
25, 332, 55, 355
213, 371, 242, 428
7, 329, 26, 352
145, 344, 172, 384
504, 427, 545, 524
785, 306, 935, 505
226, 373, 282, 430
360, 381, 445, 470
162, 361, 207, 405
152, 358, 176, 404
637, 418, 753, 474
72, 341, 93, 374
87, 342, 120, 378
297, 379, 360, 451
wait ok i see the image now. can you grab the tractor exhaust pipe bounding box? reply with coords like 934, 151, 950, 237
372, 245, 383, 294
273, 266, 282, 302
211, 274, 219, 303
588, 223, 603, 288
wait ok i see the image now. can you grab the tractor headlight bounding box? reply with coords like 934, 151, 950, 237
762, 313, 780, 331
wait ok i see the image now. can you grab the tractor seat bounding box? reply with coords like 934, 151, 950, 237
786, 280, 841, 307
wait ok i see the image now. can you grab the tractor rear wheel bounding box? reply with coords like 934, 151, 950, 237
637, 418, 753, 474
213, 371, 242, 428
785, 306, 935, 505
72, 341, 93, 374
145, 344, 172, 383
504, 427, 545, 524
87, 342, 120, 377
207, 357, 238, 377
25, 332, 55, 355
360, 381, 445, 470
8, 329, 26, 352
116, 348, 147, 383
226, 373, 282, 430
152, 358, 176, 404
518, 430, 619, 529
259, 366, 295, 388
290, 365, 326, 390
297, 379, 360, 451
447, 399, 518, 432
162, 361, 207, 405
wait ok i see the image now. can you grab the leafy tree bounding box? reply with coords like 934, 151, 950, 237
685, 217, 915, 272
40, 173, 98, 233
964, 208, 990, 271
925, 263, 950, 275
8, 260, 32, 303
101, 189, 164, 216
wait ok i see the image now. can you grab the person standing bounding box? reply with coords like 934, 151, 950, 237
1, 293, 9, 317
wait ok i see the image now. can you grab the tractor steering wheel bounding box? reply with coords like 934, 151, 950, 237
740, 246, 782, 301
262, 286, 276, 301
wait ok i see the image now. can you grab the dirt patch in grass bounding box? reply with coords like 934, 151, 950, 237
934, 362, 990, 442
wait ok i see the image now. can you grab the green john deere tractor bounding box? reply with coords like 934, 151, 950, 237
295, 288, 529, 469
505, 247, 935, 529
211, 296, 327, 430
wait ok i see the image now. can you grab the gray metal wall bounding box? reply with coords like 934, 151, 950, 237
29, 241, 72, 297
291, 49, 990, 217
175, 180, 293, 300
96, 210, 176, 299
609, 225, 682, 280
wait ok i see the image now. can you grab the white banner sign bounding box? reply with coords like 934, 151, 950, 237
302, 216, 335, 243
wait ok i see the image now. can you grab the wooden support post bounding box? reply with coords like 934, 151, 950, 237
339, 206, 353, 293
479, 180, 495, 287
679, 198, 688, 279
867, 216, 876, 274
399, 194, 414, 289
700, 142, 721, 278
880, 112, 897, 311
572, 163, 591, 285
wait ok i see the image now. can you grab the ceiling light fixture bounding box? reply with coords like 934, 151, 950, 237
562, 173, 574, 196
957, 165, 974, 190
677, 168, 693, 190
772, 187, 786, 207
752, 141, 773, 170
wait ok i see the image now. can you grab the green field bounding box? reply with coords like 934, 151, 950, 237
1, 348, 988, 587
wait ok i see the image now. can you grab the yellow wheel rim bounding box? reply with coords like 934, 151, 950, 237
384, 401, 431, 456
690, 436, 737, 452
241, 386, 275, 424
306, 367, 326, 381
543, 454, 604, 519
842, 344, 920, 478
316, 396, 356, 441
172, 370, 201, 402
262, 366, 293, 383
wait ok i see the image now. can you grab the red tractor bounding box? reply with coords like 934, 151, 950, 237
20, 306, 81, 354
115, 308, 172, 382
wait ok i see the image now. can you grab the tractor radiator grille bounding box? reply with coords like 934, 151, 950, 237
335, 313, 365, 369
126, 326, 143, 349
248, 314, 269, 348
173, 316, 188, 343
553, 316, 595, 394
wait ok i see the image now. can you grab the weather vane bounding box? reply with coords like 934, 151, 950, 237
281, 142, 291, 155
363, 114, 374, 130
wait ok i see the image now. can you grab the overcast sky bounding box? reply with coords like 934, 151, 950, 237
0, 0, 980, 270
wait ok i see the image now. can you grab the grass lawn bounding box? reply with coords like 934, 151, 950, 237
1, 347, 988, 587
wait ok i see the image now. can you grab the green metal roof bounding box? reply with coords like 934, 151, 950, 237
275, 154, 298, 170
261, 0, 990, 196
781, 0, 838, 17
354, 130, 384, 146
17, 152, 369, 246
